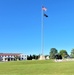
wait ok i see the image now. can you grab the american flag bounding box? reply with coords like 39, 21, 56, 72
42, 6, 47, 11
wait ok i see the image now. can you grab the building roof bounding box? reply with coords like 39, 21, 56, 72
0, 53, 21, 56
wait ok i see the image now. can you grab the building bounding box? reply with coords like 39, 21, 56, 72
0, 53, 27, 61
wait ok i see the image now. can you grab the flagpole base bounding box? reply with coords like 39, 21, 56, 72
39, 55, 45, 60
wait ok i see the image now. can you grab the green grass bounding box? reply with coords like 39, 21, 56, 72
0, 60, 74, 75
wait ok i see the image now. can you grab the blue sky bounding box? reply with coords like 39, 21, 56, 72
0, 0, 74, 55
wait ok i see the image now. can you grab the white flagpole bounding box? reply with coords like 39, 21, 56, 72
39, 6, 45, 60
39, 6, 46, 60
41, 6, 44, 56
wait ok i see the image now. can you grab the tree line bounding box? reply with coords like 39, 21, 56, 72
27, 55, 48, 60
27, 55, 40, 60
27, 48, 74, 60
49, 48, 74, 59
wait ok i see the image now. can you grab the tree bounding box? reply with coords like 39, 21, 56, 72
27, 54, 40, 60
49, 48, 58, 59
32, 55, 36, 59
55, 54, 62, 59
59, 50, 68, 58
27, 55, 32, 60
70, 49, 74, 58
32, 54, 39, 60
29, 55, 32, 60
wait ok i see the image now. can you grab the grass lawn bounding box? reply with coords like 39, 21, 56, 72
0, 60, 74, 75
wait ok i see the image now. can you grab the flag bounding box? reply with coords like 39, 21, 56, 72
42, 6, 47, 11
44, 13, 48, 17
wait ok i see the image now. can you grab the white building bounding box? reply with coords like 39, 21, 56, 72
0, 53, 27, 61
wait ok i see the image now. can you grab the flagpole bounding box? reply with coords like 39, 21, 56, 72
39, 6, 45, 60
39, 6, 46, 60
41, 6, 44, 56
39, 5, 48, 60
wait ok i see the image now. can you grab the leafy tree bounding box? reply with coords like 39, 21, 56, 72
49, 48, 58, 59
32, 55, 36, 59
27, 55, 32, 60
59, 50, 68, 58
70, 49, 74, 58
35, 55, 39, 60
32, 54, 39, 60
27, 55, 39, 60
29, 55, 32, 60
55, 54, 62, 59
